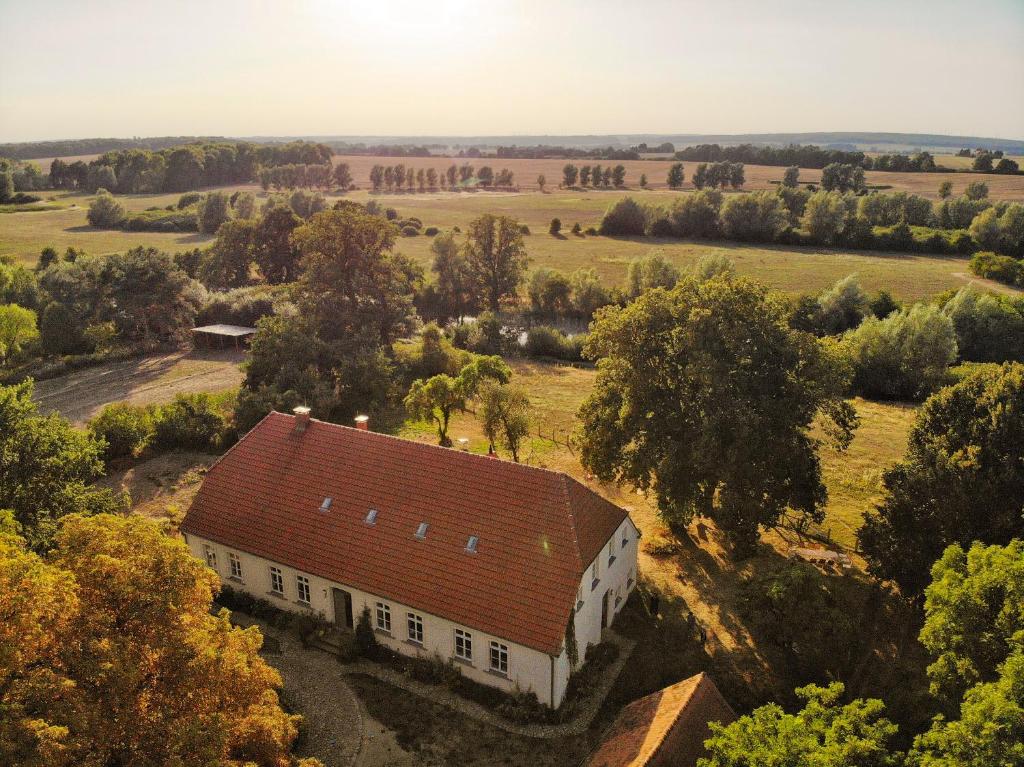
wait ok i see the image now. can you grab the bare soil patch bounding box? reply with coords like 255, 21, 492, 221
32, 347, 245, 425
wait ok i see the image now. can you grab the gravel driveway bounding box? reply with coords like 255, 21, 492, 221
237, 618, 366, 767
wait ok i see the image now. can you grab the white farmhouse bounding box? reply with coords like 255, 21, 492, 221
181, 407, 639, 707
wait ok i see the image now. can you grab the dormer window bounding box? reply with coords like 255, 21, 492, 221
415, 522, 429, 540
466, 535, 479, 553
319, 497, 332, 512
365, 509, 378, 525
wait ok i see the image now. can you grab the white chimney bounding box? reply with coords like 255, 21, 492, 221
293, 406, 311, 432
354, 414, 369, 431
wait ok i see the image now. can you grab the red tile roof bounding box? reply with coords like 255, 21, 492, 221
181, 412, 629, 655
586, 673, 735, 767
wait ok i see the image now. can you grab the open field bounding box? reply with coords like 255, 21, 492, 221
329, 154, 1024, 201
923, 153, 1024, 171
4, 185, 1017, 301
31, 348, 245, 425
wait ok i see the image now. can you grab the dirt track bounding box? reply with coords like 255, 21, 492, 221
32, 348, 246, 425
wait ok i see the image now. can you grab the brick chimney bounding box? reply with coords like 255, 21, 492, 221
354, 414, 369, 431
293, 406, 311, 433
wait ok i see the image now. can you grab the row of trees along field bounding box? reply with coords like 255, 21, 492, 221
368, 163, 515, 192
673, 142, 1021, 174
593, 184, 1024, 268
41, 140, 333, 193
1, 188, 1022, 763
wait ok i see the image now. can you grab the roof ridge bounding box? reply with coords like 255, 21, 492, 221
272, 411, 577, 481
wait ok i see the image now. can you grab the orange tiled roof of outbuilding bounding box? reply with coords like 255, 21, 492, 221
585, 673, 735, 767
181, 411, 630, 655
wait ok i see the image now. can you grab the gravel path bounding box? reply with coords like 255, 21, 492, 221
238, 617, 366, 767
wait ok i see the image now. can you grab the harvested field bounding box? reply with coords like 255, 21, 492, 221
330, 154, 1024, 200
32, 347, 245, 425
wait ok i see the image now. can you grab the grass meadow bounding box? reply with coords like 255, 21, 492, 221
3, 184, 1017, 301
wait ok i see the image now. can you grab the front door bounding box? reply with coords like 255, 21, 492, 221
332, 588, 353, 629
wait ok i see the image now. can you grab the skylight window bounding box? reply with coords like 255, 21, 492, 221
365, 509, 378, 525
319, 497, 332, 512
415, 522, 429, 539
466, 535, 479, 553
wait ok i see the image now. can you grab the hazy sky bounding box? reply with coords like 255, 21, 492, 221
1, 0, 1022, 142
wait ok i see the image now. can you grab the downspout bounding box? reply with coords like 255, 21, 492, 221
550, 654, 556, 709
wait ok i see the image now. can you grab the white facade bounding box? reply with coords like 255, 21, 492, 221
186, 515, 638, 708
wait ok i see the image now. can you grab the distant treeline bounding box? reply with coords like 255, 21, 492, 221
673, 142, 1020, 174
493, 145, 640, 160
0, 136, 227, 161
326, 142, 435, 157
47, 141, 333, 193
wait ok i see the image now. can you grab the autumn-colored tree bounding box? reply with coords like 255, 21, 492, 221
0, 513, 321, 767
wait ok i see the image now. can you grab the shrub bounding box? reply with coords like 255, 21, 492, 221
39, 301, 87, 355
88, 403, 153, 464
396, 218, 422, 231
151, 393, 226, 451
524, 326, 585, 361
384, 208, 398, 220
627, 251, 680, 297
401, 225, 419, 236
519, 224, 531, 235
719, 191, 788, 242
120, 208, 198, 232
549, 218, 561, 235
668, 190, 722, 238
585, 226, 598, 236
970, 251, 1022, 286
197, 191, 231, 234
177, 192, 203, 209
571, 222, 582, 235
197, 287, 276, 327
599, 197, 647, 236
424, 226, 439, 236
86, 190, 126, 228
842, 304, 958, 400
355, 606, 378, 659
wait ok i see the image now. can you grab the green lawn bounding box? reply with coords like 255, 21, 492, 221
0, 186, 991, 301
399, 359, 917, 551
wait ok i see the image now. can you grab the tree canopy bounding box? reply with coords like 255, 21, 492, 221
0, 381, 122, 549
699, 683, 900, 767
576, 274, 856, 552
0, 513, 319, 767
859, 363, 1024, 596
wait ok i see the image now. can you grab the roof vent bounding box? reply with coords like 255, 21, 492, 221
415, 522, 429, 540
319, 497, 332, 512
466, 535, 479, 553
364, 508, 378, 525
293, 405, 311, 432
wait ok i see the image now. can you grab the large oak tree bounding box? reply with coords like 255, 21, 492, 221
576, 274, 856, 553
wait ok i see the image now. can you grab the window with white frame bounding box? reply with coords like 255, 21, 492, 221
375, 602, 391, 632
454, 628, 473, 661
407, 612, 423, 644
489, 641, 509, 674
204, 544, 217, 571
296, 575, 311, 604
228, 552, 242, 579
269, 566, 284, 595
591, 560, 600, 590
607, 539, 616, 567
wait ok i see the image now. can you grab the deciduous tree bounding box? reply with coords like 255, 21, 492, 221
858, 363, 1024, 596
462, 214, 529, 312
577, 274, 856, 552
